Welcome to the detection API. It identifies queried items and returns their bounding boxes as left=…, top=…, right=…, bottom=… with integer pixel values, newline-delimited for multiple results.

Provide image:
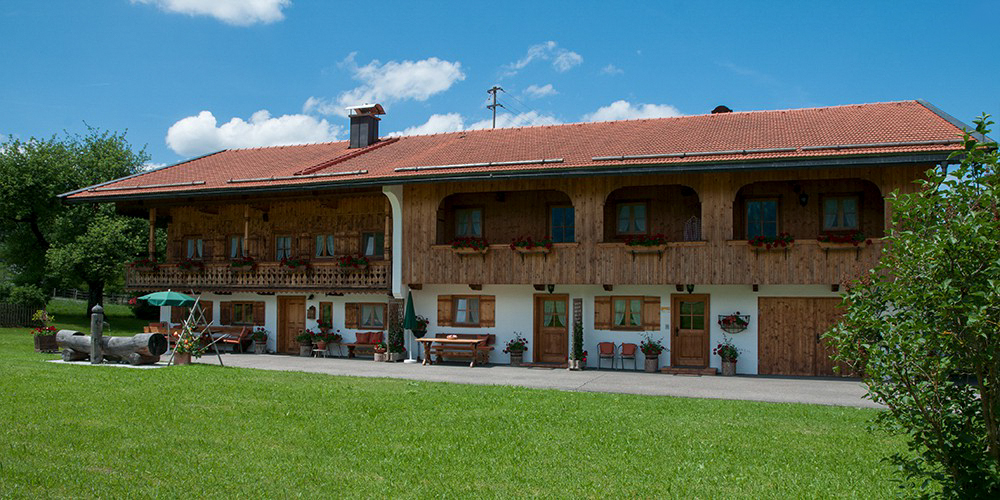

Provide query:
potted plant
left=504, top=333, right=528, bottom=366
left=510, top=236, right=554, bottom=256
left=450, top=237, right=490, bottom=255
left=714, top=335, right=742, bottom=376
left=295, top=329, right=313, bottom=357
left=173, top=334, right=205, bottom=365
left=411, top=315, right=429, bottom=339
left=314, top=330, right=329, bottom=351
left=279, top=256, right=310, bottom=272
left=748, top=232, right=795, bottom=251
left=338, top=254, right=370, bottom=271
left=29, top=310, right=58, bottom=353
left=624, top=233, right=669, bottom=253
left=372, top=341, right=388, bottom=362
left=130, top=257, right=159, bottom=272
left=817, top=231, right=874, bottom=250
left=387, top=323, right=405, bottom=361
left=251, top=326, right=268, bottom=354
left=178, top=258, right=205, bottom=273
left=640, top=334, right=666, bottom=372
left=569, top=320, right=585, bottom=370
left=230, top=255, right=256, bottom=272
left=718, top=312, right=750, bottom=334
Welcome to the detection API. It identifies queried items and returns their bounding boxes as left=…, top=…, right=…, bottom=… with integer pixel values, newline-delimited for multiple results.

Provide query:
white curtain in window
left=326, top=235, right=335, bottom=256
left=842, top=198, right=858, bottom=228
left=824, top=199, right=839, bottom=229
left=364, top=234, right=375, bottom=256
left=470, top=211, right=482, bottom=236
left=455, top=298, right=468, bottom=324
left=617, top=206, right=630, bottom=233
left=187, top=239, right=196, bottom=259
left=230, top=236, right=241, bottom=258
left=633, top=205, right=646, bottom=232
left=467, top=298, right=479, bottom=323
left=614, top=299, right=626, bottom=326
left=629, top=299, right=642, bottom=326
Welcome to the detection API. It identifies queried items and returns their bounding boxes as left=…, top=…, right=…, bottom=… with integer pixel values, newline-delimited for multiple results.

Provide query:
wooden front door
left=671, top=294, right=710, bottom=367
left=758, top=297, right=850, bottom=376
left=277, top=296, right=306, bottom=354
left=533, top=294, right=569, bottom=363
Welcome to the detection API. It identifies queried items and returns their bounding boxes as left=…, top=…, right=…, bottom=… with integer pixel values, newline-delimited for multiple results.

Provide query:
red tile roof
left=65, top=100, right=976, bottom=201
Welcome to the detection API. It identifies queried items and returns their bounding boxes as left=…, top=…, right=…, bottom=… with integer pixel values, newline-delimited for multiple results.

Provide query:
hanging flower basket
left=130, top=258, right=159, bottom=272
left=279, top=257, right=310, bottom=272
left=229, top=256, right=256, bottom=272
left=817, top=231, right=874, bottom=250
left=178, top=258, right=205, bottom=273
left=510, top=236, right=553, bottom=255
left=748, top=233, right=795, bottom=252
left=451, top=237, right=489, bottom=255
left=337, top=254, right=370, bottom=271
left=718, top=313, right=750, bottom=334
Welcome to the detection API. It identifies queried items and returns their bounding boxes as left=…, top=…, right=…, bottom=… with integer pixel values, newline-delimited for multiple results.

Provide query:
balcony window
left=360, top=303, right=385, bottom=329
left=550, top=206, right=575, bottom=243
left=616, top=202, right=647, bottom=235
left=362, top=232, right=384, bottom=259
left=746, top=199, right=778, bottom=239
left=231, top=302, right=254, bottom=325
left=455, top=208, right=483, bottom=238
left=186, top=238, right=203, bottom=259
left=315, top=234, right=335, bottom=258
left=453, top=296, right=480, bottom=326
left=275, top=236, right=292, bottom=260
left=613, top=297, right=643, bottom=330
left=822, top=196, right=859, bottom=231
left=229, top=236, right=246, bottom=258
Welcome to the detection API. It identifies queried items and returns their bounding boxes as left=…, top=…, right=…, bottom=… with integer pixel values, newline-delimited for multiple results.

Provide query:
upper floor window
left=275, top=236, right=292, bottom=260
left=360, top=303, right=386, bottom=329
left=746, top=199, right=778, bottom=239
left=616, top=202, right=647, bottom=235
left=229, top=236, right=246, bottom=258
left=550, top=206, right=575, bottom=243
left=362, top=232, right=384, bottom=259
left=822, top=196, right=859, bottom=231
left=186, top=238, right=203, bottom=260
left=613, top=296, right=643, bottom=330
left=315, top=234, right=335, bottom=258
left=455, top=208, right=483, bottom=238
left=453, top=296, right=480, bottom=326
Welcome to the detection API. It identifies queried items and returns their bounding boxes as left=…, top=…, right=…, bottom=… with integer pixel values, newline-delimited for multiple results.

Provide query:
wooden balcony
left=126, top=260, right=390, bottom=293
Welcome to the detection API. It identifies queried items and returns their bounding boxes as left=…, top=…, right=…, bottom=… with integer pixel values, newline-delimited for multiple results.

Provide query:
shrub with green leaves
left=826, top=114, right=1000, bottom=496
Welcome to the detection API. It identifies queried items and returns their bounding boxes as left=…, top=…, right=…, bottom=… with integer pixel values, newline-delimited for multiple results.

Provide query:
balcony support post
left=382, top=185, right=404, bottom=299
left=147, top=208, right=156, bottom=259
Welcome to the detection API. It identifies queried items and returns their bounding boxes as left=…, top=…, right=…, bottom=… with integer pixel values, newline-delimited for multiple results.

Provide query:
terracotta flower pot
left=316, top=341, right=328, bottom=350
left=174, top=352, right=192, bottom=365
left=721, top=359, right=737, bottom=376
left=509, top=352, right=523, bottom=367
left=644, top=356, right=659, bottom=373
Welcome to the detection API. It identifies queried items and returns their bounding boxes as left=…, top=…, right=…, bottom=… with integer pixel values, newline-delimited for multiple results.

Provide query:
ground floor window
left=360, top=303, right=386, bottom=329
left=231, top=302, right=255, bottom=325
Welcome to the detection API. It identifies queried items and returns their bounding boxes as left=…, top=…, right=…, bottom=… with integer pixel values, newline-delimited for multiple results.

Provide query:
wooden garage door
left=758, top=297, right=850, bottom=377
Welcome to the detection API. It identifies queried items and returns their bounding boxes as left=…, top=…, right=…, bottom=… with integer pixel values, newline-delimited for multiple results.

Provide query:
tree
left=0, top=127, right=149, bottom=310
left=826, top=115, right=1000, bottom=496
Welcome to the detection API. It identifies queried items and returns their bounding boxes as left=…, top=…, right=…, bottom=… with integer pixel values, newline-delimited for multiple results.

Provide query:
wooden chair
left=620, top=343, right=638, bottom=371
left=597, top=342, right=616, bottom=369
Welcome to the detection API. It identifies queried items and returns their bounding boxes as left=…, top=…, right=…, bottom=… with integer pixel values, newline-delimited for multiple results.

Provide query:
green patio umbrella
left=402, top=291, right=420, bottom=363
left=137, top=290, right=197, bottom=307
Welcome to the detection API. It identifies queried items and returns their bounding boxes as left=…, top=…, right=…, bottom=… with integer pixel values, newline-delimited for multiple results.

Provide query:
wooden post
left=148, top=207, right=156, bottom=259
left=243, top=205, right=250, bottom=256
left=90, top=305, right=104, bottom=364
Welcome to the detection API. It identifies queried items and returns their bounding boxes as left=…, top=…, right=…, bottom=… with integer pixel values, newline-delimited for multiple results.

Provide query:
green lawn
left=0, top=307, right=905, bottom=498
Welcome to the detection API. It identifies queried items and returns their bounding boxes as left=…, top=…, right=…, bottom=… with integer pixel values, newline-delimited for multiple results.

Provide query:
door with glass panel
left=533, top=294, right=569, bottom=363
left=671, top=294, right=710, bottom=367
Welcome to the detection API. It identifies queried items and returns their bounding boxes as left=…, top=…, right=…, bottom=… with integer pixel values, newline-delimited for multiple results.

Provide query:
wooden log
left=56, top=330, right=168, bottom=365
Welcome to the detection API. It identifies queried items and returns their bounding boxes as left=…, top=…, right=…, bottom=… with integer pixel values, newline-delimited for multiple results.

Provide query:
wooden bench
left=345, top=332, right=384, bottom=358
left=431, top=333, right=495, bottom=365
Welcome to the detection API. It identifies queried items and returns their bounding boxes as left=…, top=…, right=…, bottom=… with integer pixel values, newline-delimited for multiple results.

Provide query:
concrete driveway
left=197, top=353, right=881, bottom=408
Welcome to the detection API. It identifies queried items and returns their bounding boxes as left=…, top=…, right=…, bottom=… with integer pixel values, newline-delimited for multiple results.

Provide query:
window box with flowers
left=718, top=312, right=750, bottom=334
left=450, top=237, right=490, bottom=256
left=279, top=257, right=310, bottom=272
left=748, top=232, right=795, bottom=252
left=230, top=256, right=256, bottom=272
left=178, top=258, right=205, bottom=273
left=713, top=335, right=743, bottom=376
left=816, top=231, right=874, bottom=251
left=503, top=333, right=528, bottom=366
left=130, top=257, right=159, bottom=272
left=30, top=310, right=58, bottom=353
left=640, top=334, right=667, bottom=372
left=510, top=236, right=553, bottom=257
left=624, top=234, right=669, bottom=255
left=338, top=254, right=370, bottom=272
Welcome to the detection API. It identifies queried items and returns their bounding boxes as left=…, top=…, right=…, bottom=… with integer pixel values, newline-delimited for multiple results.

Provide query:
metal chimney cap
left=345, top=103, right=386, bottom=116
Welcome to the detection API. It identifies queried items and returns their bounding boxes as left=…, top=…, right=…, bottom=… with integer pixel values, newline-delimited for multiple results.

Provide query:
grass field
left=0, top=301, right=906, bottom=497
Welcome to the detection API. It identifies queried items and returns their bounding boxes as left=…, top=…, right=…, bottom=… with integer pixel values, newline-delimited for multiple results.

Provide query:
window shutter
left=437, top=295, right=453, bottom=327
left=298, top=235, right=311, bottom=259
left=199, top=300, right=214, bottom=325
left=594, top=296, right=612, bottom=330
left=170, top=238, right=183, bottom=261
left=253, top=302, right=266, bottom=325
left=220, top=302, right=232, bottom=325
left=480, top=296, right=496, bottom=327
left=345, top=303, right=360, bottom=329
left=642, top=296, right=661, bottom=331
left=170, top=306, right=185, bottom=323
left=202, top=239, right=213, bottom=260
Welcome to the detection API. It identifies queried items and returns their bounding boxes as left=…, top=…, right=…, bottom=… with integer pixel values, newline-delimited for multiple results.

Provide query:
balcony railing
left=126, top=260, right=390, bottom=292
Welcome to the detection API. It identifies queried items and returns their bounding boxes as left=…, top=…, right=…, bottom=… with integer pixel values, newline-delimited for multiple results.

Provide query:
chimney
left=711, top=105, right=733, bottom=114
left=346, top=103, right=385, bottom=148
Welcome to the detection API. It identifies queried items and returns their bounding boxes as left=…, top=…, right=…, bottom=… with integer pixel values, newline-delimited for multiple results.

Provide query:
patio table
left=415, top=338, right=486, bottom=367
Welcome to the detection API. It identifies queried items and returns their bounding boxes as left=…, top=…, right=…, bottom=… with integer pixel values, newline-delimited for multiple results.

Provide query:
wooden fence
left=51, top=289, right=133, bottom=305
left=0, top=303, right=33, bottom=327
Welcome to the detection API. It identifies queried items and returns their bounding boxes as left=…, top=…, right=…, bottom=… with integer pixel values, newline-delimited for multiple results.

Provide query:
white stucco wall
left=410, top=284, right=840, bottom=374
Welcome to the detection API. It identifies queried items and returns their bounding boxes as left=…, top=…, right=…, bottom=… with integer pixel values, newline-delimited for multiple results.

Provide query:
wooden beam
left=408, top=283, right=423, bottom=290
left=602, top=284, right=613, bottom=292
left=243, top=204, right=250, bottom=254
left=469, top=284, right=482, bottom=291
left=533, top=284, right=545, bottom=291
left=148, top=208, right=156, bottom=259
left=831, top=284, right=840, bottom=292
left=752, top=284, right=759, bottom=292
left=675, top=284, right=684, bottom=292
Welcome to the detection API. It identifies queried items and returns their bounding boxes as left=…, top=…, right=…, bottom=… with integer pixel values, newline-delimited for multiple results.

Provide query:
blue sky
left=2, top=1, right=998, bottom=167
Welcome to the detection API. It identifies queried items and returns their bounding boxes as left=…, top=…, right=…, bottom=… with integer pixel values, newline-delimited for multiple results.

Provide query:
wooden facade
left=402, top=164, right=928, bottom=286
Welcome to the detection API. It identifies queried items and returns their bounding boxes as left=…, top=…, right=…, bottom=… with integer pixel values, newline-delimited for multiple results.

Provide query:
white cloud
left=131, top=0, right=290, bottom=26
left=524, top=84, right=557, bottom=98
left=583, top=100, right=683, bottom=122
left=141, top=162, right=167, bottom=171
left=600, top=64, right=624, bottom=75
left=165, top=110, right=340, bottom=156
left=306, top=54, right=465, bottom=117
left=504, top=41, right=583, bottom=76
left=389, top=111, right=561, bottom=137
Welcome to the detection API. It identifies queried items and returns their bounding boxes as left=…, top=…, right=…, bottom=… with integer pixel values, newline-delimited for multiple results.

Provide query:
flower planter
left=253, top=341, right=266, bottom=354
left=721, top=359, right=737, bottom=376
left=750, top=243, right=794, bottom=252
left=230, top=266, right=255, bottom=273
left=412, top=330, right=427, bottom=340
left=388, top=352, right=404, bottom=362
left=34, top=334, right=58, bottom=353
left=626, top=244, right=668, bottom=254
left=373, top=351, right=388, bottom=362
left=509, top=352, right=523, bottom=367
left=512, top=246, right=551, bottom=256
left=452, top=247, right=489, bottom=256
left=569, top=359, right=587, bottom=370
left=644, top=356, right=659, bottom=373
left=174, top=352, right=192, bottom=365
left=299, top=343, right=313, bottom=357
left=132, top=266, right=158, bottom=272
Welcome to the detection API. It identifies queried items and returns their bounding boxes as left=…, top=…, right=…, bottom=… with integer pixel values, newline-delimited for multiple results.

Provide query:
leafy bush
left=4, top=285, right=48, bottom=309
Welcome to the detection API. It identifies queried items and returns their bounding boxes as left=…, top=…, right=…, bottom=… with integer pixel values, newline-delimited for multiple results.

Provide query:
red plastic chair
left=597, top=342, right=616, bottom=369
left=620, top=343, right=638, bottom=371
